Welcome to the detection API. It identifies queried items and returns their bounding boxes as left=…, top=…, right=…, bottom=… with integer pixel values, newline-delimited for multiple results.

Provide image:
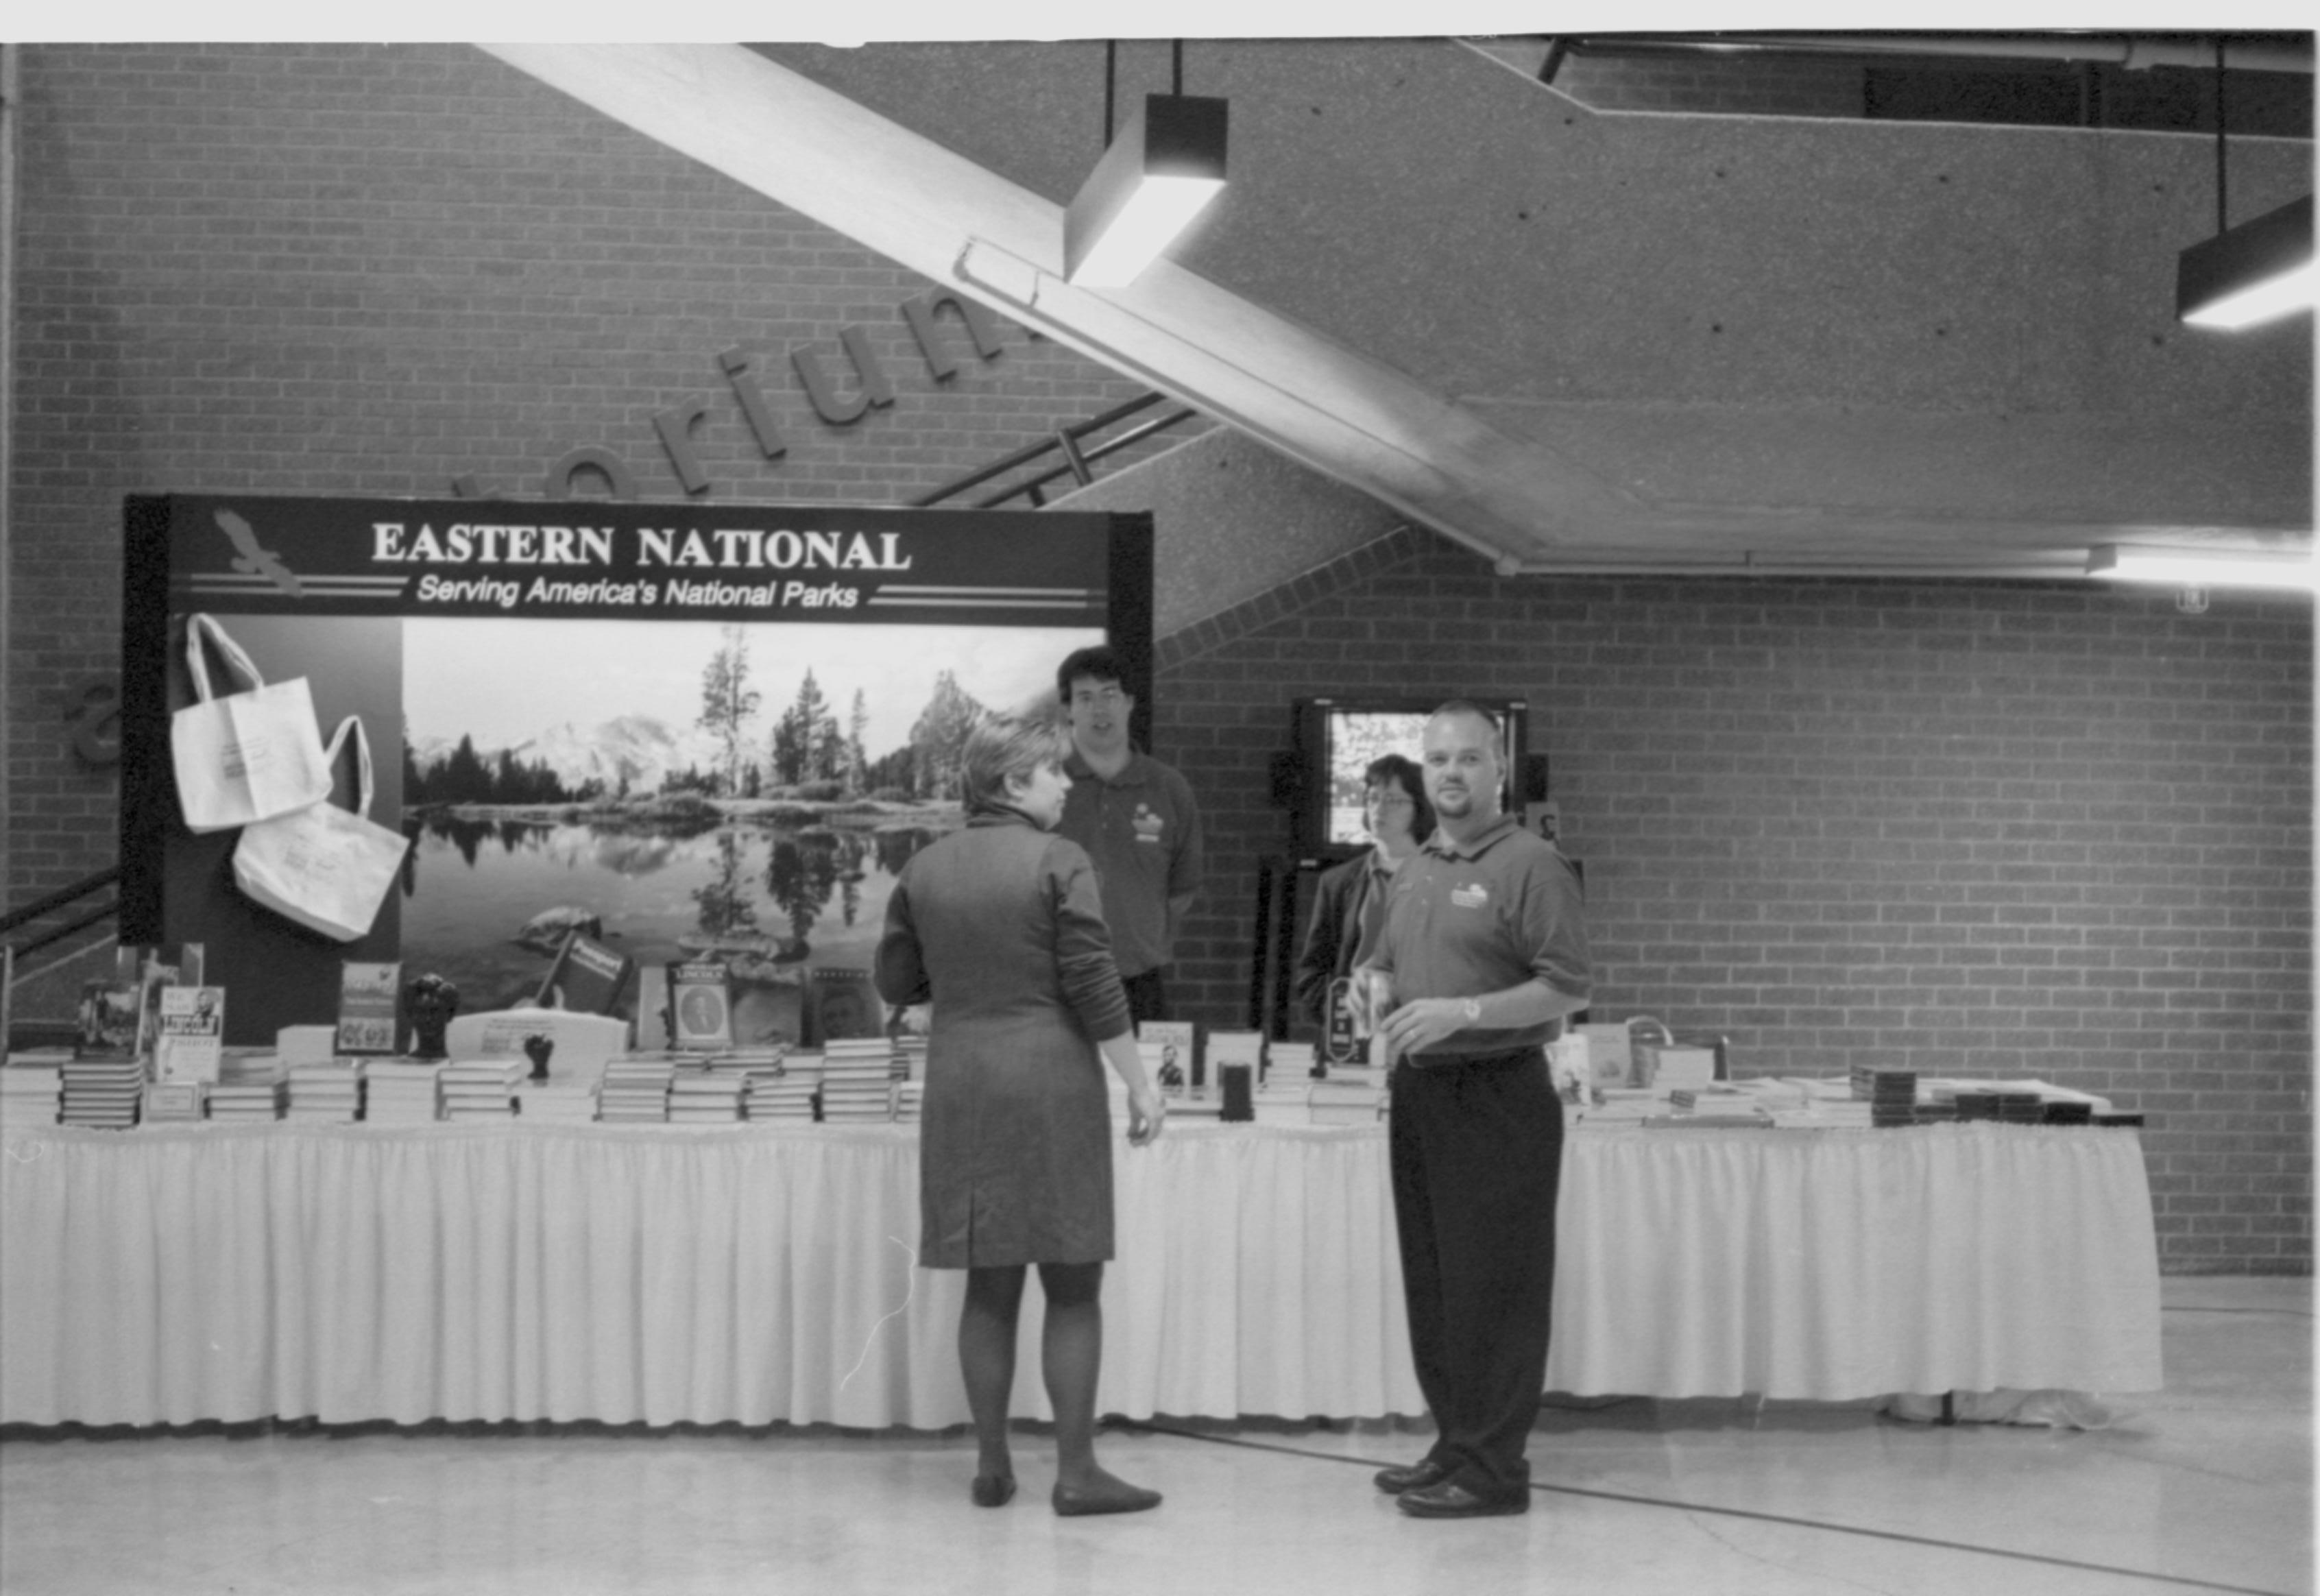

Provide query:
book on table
left=1137, top=1019, right=1199, bottom=1092
left=535, top=931, right=636, bottom=1017
left=668, top=960, right=734, bottom=1052
left=75, top=976, right=143, bottom=1061
left=153, top=986, right=226, bottom=1084
left=335, top=960, right=402, bottom=1056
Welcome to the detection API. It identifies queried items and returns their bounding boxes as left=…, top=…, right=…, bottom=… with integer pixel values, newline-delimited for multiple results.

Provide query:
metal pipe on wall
left=1544, top=33, right=2315, bottom=76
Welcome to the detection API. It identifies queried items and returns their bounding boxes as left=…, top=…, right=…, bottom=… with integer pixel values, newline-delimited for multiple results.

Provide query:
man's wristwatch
left=1458, top=997, right=1483, bottom=1027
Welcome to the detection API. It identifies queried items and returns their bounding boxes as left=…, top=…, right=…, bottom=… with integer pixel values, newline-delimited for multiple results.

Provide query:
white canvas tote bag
left=232, top=716, right=411, bottom=942
left=170, top=614, right=334, bottom=834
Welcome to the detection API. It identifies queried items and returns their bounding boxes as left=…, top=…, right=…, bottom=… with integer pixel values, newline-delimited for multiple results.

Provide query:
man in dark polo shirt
left=1054, top=646, right=1203, bottom=1024
left=1362, top=699, right=1591, bottom=1519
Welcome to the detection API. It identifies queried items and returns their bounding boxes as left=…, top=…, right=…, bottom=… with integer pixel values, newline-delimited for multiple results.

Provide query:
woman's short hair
left=1364, top=753, right=1435, bottom=843
left=961, top=714, right=1072, bottom=814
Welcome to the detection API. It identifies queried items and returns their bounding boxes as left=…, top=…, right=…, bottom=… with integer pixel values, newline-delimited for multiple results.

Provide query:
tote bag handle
left=317, top=716, right=376, bottom=819
left=182, top=613, right=265, bottom=703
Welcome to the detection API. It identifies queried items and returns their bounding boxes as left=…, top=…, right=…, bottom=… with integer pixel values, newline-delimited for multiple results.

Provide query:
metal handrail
left=910, top=391, right=1200, bottom=510
left=1, top=865, right=119, bottom=940
left=3, top=865, right=121, bottom=972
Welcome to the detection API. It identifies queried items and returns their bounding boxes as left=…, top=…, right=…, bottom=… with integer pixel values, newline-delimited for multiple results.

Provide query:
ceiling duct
left=1535, top=33, right=2316, bottom=76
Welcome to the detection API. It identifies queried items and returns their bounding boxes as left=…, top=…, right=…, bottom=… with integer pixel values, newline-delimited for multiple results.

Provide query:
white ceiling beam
left=478, top=40, right=1648, bottom=570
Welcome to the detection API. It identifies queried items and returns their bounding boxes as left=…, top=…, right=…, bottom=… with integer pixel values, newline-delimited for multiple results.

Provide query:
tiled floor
left=1, top=1277, right=2307, bottom=1596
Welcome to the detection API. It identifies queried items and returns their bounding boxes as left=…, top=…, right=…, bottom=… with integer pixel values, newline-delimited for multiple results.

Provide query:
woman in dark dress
left=875, top=714, right=1166, bottom=1516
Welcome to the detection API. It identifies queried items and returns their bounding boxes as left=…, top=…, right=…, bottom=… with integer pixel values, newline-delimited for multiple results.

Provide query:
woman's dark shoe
left=1373, top=1457, right=1453, bottom=1496
left=1052, top=1477, right=1163, bottom=1516
left=971, top=1473, right=1017, bottom=1508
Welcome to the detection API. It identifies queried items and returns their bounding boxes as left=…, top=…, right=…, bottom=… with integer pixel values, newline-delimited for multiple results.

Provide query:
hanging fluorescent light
left=1063, top=94, right=1227, bottom=289
left=2178, top=194, right=2315, bottom=330
left=2088, top=544, right=2317, bottom=590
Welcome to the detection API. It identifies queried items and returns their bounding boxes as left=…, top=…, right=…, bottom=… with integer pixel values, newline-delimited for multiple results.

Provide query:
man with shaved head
left=1360, top=699, right=1591, bottom=1519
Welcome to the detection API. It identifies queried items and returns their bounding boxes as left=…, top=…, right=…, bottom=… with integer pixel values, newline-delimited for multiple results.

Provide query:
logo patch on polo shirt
left=1133, top=805, right=1165, bottom=843
left=1451, top=883, right=1489, bottom=910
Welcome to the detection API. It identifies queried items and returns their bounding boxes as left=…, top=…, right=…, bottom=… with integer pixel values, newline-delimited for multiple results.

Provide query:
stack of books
left=287, top=1061, right=364, bottom=1123
left=704, top=1047, right=788, bottom=1098
left=1951, top=1090, right=2048, bottom=1124
left=1163, top=1091, right=1224, bottom=1124
left=1663, top=1086, right=1767, bottom=1126
left=0, top=1054, right=66, bottom=1129
left=747, top=1072, right=820, bottom=1123
left=666, top=1067, right=748, bottom=1124
left=60, top=1056, right=145, bottom=1128
left=819, top=1038, right=897, bottom=1123
left=1250, top=1074, right=1309, bottom=1125
left=1759, top=1076, right=1872, bottom=1129
left=890, top=1033, right=926, bottom=1082
left=206, top=1058, right=287, bottom=1124
left=1309, top=1077, right=1384, bottom=1125
left=1851, top=1065, right=1921, bottom=1128
left=441, top=1059, right=527, bottom=1121
left=893, top=1080, right=924, bottom=1125
left=1266, top=1039, right=1318, bottom=1085
left=598, top=1056, right=675, bottom=1123
left=1573, top=1087, right=1660, bottom=1128
left=363, top=1060, right=446, bottom=1124
left=141, top=1080, right=207, bottom=1124
left=513, top=1080, right=599, bottom=1124
left=1726, top=1078, right=1811, bottom=1113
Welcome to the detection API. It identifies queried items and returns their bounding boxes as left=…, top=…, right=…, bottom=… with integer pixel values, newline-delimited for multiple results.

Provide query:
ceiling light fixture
left=2087, top=544, right=2317, bottom=590
left=2177, top=40, right=2315, bottom=330
left=1063, top=43, right=1227, bottom=289
left=2179, top=195, right=2315, bottom=329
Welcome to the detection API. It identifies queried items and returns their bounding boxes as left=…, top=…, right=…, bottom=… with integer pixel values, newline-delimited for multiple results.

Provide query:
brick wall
left=5, top=43, right=2310, bottom=1275
left=1154, top=532, right=2314, bottom=1274
left=4, top=42, right=1179, bottom=901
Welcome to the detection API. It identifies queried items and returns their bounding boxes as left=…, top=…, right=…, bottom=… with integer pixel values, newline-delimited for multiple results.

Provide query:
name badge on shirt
left=1451, top=883, right=1489, bottom=910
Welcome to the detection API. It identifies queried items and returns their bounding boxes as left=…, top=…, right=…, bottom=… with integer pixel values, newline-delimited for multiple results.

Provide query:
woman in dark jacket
left=1292, top=754, right=1434, bottom=1028
left=875, top=714, right=1165, bottom=1516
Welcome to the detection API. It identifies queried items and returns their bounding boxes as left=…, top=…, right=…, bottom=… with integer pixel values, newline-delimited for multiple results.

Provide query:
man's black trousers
left=1387, top=1047, right=1564, bottom=1501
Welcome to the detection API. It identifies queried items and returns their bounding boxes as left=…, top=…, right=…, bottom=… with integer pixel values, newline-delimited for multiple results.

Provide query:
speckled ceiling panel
left=1054, top=425, right=1404, bottom=635
left=749, top=38, right=2311, bottom=563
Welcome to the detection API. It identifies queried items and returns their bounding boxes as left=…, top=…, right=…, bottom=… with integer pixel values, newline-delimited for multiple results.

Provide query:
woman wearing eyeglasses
left=1292, top=754, right=1435, bottom=1030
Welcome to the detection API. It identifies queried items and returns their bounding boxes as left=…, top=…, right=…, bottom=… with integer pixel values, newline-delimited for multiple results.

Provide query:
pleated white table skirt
left=0, top=1120, right=2162, bottom=1428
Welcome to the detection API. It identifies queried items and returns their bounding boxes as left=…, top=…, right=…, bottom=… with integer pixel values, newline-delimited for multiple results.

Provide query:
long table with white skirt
left=0, top=1120, right=2163, bottom=1429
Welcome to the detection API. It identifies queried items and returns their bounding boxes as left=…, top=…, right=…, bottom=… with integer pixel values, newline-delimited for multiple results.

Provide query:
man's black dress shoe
left=1372, top=1457, right=1453, bottom=1496
left=1396, top=1480, right=1530, bottom=1519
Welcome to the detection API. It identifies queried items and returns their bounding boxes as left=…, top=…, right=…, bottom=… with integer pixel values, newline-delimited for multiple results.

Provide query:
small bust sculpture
left=404, top=973, right=460, bottom=1061
left=522, top=1032, right=555, bottom=1084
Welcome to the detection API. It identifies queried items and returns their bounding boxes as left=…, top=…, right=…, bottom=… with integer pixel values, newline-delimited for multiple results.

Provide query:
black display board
left=121, top=494, right=1154, bottom=1045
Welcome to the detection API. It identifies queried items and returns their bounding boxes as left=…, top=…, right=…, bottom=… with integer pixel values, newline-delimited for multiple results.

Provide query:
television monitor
left=1290, top=696, right=1532, bottom=861
left=119, top=494, right=1152, bottom=1046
